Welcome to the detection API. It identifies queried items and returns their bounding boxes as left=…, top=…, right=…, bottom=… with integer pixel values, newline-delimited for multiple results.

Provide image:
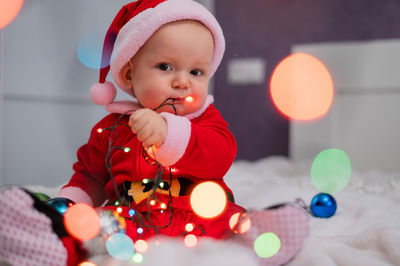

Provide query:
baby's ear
left=120, top=62, right=133, bottom=88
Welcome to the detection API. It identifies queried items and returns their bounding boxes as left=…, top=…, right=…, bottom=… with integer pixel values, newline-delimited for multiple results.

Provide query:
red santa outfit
left=60, top=95, right=245, bottom=240
left=56, top=0, right=243, bottom=241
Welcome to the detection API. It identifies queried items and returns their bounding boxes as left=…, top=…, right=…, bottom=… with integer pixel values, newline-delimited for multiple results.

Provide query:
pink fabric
left=110, top=0, right=225, bottom=91
left=58, top=186, right=94, bottom=206
left=89, top=81, right=117, bottom=105
left=105, top=99, right=142, bottom=114
left=232, top=204, right=309, bottom=266
left=149, top=112, right=191, bottom=166
left=0, top=187, right=67, bottom=266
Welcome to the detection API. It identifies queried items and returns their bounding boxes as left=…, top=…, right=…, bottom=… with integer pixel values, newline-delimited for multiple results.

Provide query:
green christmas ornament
left=33, top=192, right=51, bottom=202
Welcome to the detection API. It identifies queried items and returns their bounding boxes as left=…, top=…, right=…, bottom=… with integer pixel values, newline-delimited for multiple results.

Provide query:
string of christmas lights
left=100, top=97, right=204, bottom=239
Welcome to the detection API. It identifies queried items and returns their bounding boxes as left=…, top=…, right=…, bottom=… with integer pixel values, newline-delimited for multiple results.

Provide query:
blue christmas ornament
left=310, top=193, right=337, bottom=218
left=46, top=197, right=75, bottom=215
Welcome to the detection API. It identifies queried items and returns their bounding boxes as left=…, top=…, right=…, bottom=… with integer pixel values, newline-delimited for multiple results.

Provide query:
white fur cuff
left=151, top=113, right=191, bottom=166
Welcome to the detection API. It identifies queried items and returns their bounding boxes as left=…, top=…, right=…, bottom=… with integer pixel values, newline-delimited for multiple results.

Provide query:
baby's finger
left=129, top=109, right=146, bottom=127
left=130, top=116, right=147, bottom=134
left=136, top=126, right=152, bottom=143
left=143, top=132, right=163, bottom=148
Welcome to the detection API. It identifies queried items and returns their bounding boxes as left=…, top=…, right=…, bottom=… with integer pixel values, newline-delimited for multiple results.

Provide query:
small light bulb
left=185, top=96, right=194, bottom=103
left=150, top=200, right=156, bottom=206
left=116, top=207, right=123, bottom=213
left=160, top=203, right=167, bottom=210
left=159, top=181, right=165, bottom=188
left=123, top=147, right=131, bottom=153
left=143, top=179, right=150, bottom=184
left=128, top=209, right=135, bottom=217
left=97, top=128, right=103, bottom=133
left=185, top=223, right=194, bottom=232
left=137, top=227, right=144, bottom=234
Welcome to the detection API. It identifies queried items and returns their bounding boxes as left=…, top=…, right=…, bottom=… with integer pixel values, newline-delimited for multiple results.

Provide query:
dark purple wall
left=214, top=0, right=400, bottom=161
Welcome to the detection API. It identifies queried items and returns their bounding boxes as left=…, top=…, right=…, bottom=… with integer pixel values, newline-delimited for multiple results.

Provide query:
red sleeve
left=173, top=105, right=237, bottom=179
left=62, top=115, right=116, bottom=206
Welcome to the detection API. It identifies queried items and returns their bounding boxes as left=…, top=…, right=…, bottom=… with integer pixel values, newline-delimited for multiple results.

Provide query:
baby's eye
left=158, top=63, right=172, bottom=71
left=190, top=69, right=203, bottom=76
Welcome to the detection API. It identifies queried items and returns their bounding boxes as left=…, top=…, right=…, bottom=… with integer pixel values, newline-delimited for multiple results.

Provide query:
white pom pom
left=89, top=81, right=117, bottom=105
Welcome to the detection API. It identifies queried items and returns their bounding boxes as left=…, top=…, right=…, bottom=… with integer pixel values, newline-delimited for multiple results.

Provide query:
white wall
left=290, top=39, right=400, bottom=173
left=1, top=0, right=127, bottom=187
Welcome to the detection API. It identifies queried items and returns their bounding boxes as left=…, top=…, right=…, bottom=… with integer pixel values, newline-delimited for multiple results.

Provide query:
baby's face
left=127, top=20, right=214, bottom=115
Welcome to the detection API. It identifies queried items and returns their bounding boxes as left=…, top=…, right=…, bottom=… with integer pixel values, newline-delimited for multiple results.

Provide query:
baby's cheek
left=142, top=87, right=164, bottom=107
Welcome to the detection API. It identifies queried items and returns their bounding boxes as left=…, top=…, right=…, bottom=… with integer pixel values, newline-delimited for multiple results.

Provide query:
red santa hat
left=89, top=0, right=225, bottom=114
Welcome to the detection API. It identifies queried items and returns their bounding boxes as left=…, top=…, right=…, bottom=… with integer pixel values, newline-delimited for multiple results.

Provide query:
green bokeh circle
left=311, top=148, right=352, bottom=194
left=254, top=232, right=281, bottom=258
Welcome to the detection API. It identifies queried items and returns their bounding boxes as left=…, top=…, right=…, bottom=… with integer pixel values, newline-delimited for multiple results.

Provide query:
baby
left=0, top=0, right=308, bottom=265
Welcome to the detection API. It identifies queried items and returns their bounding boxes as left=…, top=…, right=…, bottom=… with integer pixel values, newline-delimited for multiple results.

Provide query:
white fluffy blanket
left=21, top=157, right=400, bottom=266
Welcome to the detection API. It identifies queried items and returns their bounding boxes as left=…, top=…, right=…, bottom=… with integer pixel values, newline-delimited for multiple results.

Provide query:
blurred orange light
left=79, top=262, right=97, bottom=266
left=229, top=212, right=251, bottom=234
left=134, top=239, right=149, bottom=253
left=190, top=181, right=227, bottom=219
left=64, top=203, right=100, bottom=241
left=0, top=0, right=24, bottom=29
left=184, top=234, right=198, bottom=248
left=270, top=53, right=334, bottom=121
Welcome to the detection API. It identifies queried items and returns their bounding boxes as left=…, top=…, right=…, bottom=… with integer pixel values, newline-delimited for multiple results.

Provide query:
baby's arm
left=142, top=105, right=236, bottom=179
left=129, top=108, right=167, bottom=149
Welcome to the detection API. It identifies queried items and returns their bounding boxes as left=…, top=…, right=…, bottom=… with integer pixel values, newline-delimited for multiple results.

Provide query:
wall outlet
left=227, top=58, right=266, bottom=85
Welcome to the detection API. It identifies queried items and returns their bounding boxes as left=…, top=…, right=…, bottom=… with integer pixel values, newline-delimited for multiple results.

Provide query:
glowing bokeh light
left=134, top=239, right=149, bottom=253
left=132, top=252, right=144, bottom=263
left=254, top=232, right=281, bottom=258
left=77, top=26, right=109, bottom=69
left=79, top=262, right=97, bottom=266
left=106, top=232, right=135, bottom=260
left=184, top=234, right=198, bottom=248
left=229, top=212, right=251, bottom=234
left=190, top=181, right=227, bottom=219
left=64, top=203, right=100, bottom=241
left=0, top=0, right=24, bottom=29
left=311, top=148, right=352, bottom=194
left=270, top=53, right=334, bottom=121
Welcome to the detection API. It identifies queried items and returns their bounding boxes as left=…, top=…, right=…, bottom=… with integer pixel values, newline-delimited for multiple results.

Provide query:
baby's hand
left=129, top=108, right=167, bottom=149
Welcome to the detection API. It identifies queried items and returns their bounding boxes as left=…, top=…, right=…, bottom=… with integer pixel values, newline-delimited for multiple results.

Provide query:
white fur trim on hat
left=110, top=0, right=225, bottom=93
